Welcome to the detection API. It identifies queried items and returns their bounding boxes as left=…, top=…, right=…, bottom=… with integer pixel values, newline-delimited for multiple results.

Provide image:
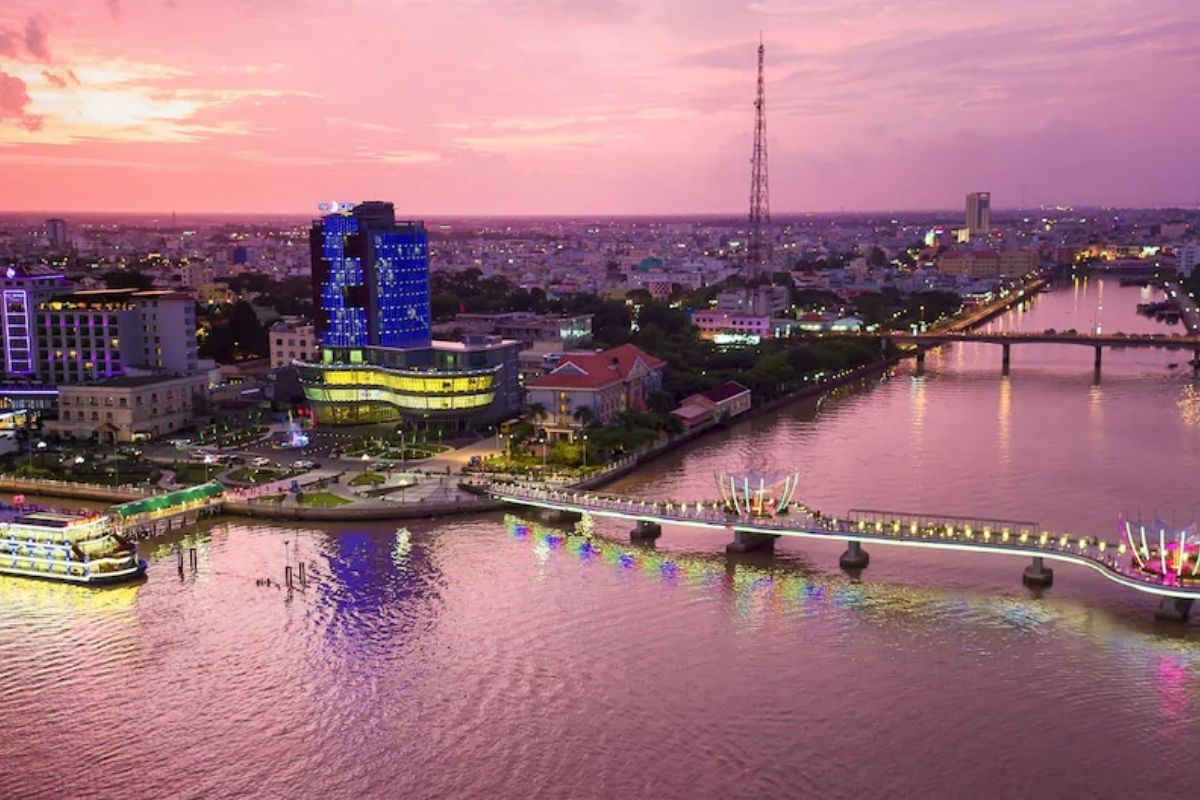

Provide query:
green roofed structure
left=108, top=481, right=226, bottom=521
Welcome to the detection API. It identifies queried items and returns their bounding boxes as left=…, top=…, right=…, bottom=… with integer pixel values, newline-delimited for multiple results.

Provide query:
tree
left=101, top=270, right=154, bottom=290
left=527, top=403, right=548, bottom=425
left=228, top=301, right=270, bottom=358
left=572, top=406, right=595, bottom=428
left=647, top=390, right=675, bottom=414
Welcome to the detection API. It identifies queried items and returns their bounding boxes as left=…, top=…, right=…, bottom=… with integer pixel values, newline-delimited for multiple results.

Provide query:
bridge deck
left=491, top=484, right=1200, bottom=600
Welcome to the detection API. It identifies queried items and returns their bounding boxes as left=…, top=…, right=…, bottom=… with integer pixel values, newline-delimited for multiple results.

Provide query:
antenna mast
left=747, top=33, right=771, bottom=278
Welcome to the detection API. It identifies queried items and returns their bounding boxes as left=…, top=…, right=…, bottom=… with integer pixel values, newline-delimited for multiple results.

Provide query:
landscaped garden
left=1, top=451, right=162, bottom=486
left=343, top=434, right=450, bottom=461
left=226, top=467, right=286, bottom=484
left=297, top=491, right=351, bottom=508
left=349, top=471, right=387, bottom=487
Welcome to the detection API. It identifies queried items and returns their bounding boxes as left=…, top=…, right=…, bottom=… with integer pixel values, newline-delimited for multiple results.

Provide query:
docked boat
left=0, top=509, right=146, bottom=586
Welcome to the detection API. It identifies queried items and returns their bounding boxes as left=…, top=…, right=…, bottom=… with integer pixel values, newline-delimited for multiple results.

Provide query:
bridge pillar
left=1001, top=343, right=1011, bottom=375
left=839, top=539, right=869, bottom=570
left=1022, top=556, right=1053, bottom=587
left=915, top=348, right=925, bottom=372
left=1155, top=597, right=1193, bottom=623
left=1094, top=345, right=1102, bottom=375
left=727, top=530, right=778, bottom=554
left=631, top=520, right=662, bottom=542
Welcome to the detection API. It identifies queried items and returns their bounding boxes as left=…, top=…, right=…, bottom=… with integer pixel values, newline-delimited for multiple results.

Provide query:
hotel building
left=298, top=201, right=521, bottom=430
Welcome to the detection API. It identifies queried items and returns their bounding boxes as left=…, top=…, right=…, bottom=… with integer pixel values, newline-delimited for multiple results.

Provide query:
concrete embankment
left=579, top=355, right=896, bottom=492
left=569, top=278, right=1050, bottom=494
left=221, top=497, right=502, bottom=522
left=0, top=477, right=148, bottom=504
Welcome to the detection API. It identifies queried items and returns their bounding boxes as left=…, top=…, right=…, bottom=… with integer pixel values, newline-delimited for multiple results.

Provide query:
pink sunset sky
left=0, top=0, right=1197, bottom=216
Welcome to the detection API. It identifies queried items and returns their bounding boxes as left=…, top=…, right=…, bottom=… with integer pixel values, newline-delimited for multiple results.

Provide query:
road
left=1160, top=280, right=1200, bottom=335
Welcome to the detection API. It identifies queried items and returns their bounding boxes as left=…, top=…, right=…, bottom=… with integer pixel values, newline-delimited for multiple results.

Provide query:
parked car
left=251, top=457, right=273, bottom=468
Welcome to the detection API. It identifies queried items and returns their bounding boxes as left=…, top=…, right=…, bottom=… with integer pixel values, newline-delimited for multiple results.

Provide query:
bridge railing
left=491, top=483, right=1200, bottom=596
left=752, top=511, right=1194, bottom=594
left=847, top=509, right=1039, bottom=539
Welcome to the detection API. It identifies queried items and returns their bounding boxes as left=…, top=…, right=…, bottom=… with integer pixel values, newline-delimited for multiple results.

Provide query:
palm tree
left=572, top=406, right=595, bottom=429
left=527, top=402, right=547, bottom=424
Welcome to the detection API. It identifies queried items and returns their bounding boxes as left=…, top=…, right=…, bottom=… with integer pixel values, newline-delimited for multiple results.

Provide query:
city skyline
left=0, top=0, right=1198, bottom=215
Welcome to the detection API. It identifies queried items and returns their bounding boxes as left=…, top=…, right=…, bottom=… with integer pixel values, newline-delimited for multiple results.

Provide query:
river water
left=4, top=277, right=1200, bottom=799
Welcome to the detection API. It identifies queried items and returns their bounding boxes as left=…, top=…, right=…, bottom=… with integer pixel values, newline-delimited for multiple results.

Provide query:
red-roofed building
left=680, top=380, right=752, bottom=420
left=525, top=343, right=666, bottom=439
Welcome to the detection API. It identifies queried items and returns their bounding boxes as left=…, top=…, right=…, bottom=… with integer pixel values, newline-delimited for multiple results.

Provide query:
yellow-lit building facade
left=297, top=336, right=522, bottom=429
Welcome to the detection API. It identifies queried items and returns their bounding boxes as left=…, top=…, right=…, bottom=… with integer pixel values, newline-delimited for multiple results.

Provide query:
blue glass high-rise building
left=301, top=200, right=521, bottom=431
left=310, top=201, right=430, bottom=350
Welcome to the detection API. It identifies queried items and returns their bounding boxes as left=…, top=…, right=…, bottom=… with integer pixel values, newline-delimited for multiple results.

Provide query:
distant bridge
left=889, top=330, right=1200, bottom=374
left=489, top=483, right=1200, bottom=622
left=818, top=330, right=1200, bottom=374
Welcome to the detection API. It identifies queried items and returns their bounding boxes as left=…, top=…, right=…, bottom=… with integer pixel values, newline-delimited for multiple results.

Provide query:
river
left=3, top=277, right=1200, bottom=799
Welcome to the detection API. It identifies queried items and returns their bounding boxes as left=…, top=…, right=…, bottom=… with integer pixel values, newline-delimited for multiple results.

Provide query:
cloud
left=24, top=15, right=51, bottom=62
left=229, top=149, right=335, bottom=167
left=0, top=70, right=40, bottom=131
left=677, top=40, right=815, bottom=71
left=42, top=70, right=67, bottom=89
left=454, top=131, right=608, bottom=153
left=0, top=72, right=32, bottom=114
left=0, top=152, right=186, bottom=170
left=0, top=28, right=18, bottom=58
left=365, top=148, right=443, bottom=165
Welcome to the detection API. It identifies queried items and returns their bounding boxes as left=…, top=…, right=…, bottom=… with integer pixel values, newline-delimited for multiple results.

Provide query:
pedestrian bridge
left=488, top=482, right=1200, bottom=620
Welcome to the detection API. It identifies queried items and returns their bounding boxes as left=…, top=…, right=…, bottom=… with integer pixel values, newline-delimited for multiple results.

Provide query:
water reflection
left=1178, top=383, right=1200, bottom=428
left=997, top=376, right=1011, bottom=462
left=506, top=514, right=1200, bottom=661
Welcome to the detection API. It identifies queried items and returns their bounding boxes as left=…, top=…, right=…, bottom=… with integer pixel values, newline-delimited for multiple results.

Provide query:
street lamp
left=539, top=437, right=547, bottom=470
left=581, top=433, right=588, bottom=469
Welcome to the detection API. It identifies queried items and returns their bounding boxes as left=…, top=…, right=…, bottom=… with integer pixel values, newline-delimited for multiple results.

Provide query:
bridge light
left=1039, top=533, right=1048, bottom=545
left=892, top=522, right=900, bottom=533
left=875, top=521, right=883, bottom=532
left=1002, top=531, right=1010, bottom=542
left=1099, top=541, right=1107, bottom=552
left=1020, top=532, right=1028, bottom=543
left=1118, top=542, right=1127, bottom=555
left=909, top=523, right=918, bottom=535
